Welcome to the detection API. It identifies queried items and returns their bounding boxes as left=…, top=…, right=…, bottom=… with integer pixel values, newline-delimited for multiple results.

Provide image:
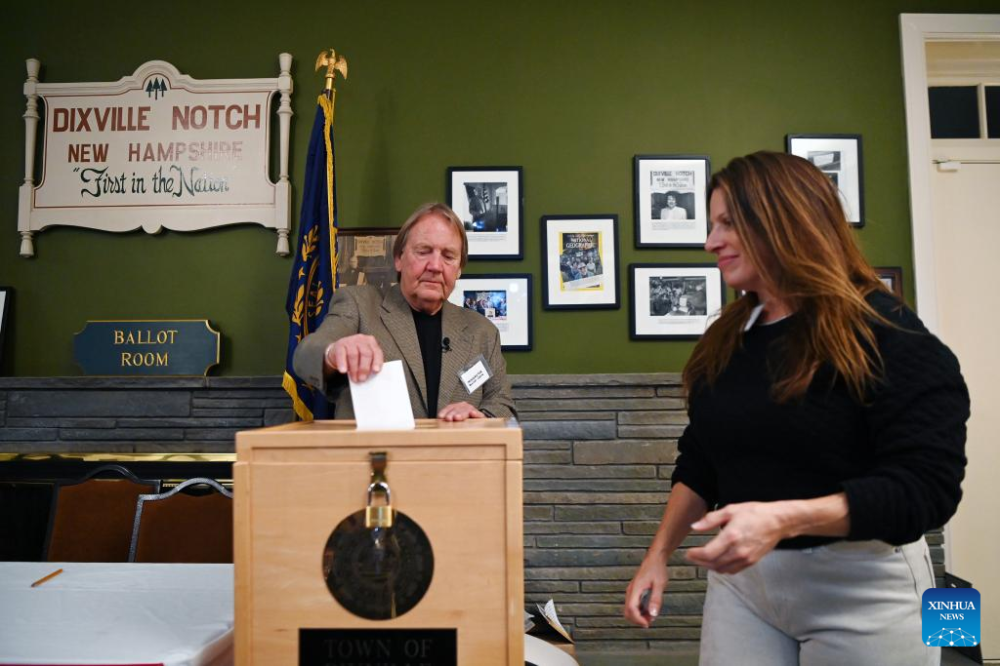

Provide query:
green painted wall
left=1, top=0, right=994, bottom=377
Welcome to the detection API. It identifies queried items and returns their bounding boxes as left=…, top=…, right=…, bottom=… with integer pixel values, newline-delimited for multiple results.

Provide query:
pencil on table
left=30, top=568, right=63, bottom=588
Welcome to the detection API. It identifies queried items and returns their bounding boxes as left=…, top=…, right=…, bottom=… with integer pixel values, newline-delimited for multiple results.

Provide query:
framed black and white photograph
left=447, top=273, right=533, bottom=350
left=629, top=264, right=725, bottom=339
left=633, top=155, right=711, bottom=247
left=447, top=167, right=523, bottom=259
left=0, top=286, right=10, bottom=367
left=874, top=266, right=903, bottom=299
left=786, top=134, right=865, bottom=227
left=541, top=215, right=620, bottom=310
left=336, top=228, right=398, bottom=296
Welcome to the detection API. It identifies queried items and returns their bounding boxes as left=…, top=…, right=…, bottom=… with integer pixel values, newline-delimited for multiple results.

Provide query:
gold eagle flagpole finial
left=315, top=49, right=348, bottom=100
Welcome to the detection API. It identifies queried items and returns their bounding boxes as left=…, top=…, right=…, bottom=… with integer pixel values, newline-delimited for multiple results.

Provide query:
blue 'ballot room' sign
left=73, top=320, right=220, bottom=376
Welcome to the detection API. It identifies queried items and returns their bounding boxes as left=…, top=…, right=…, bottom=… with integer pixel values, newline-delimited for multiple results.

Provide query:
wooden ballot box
left=234, top=419, right=524, bottom=665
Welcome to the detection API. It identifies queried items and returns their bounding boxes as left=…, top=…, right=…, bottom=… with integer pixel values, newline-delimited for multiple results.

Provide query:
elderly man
left=293, top=202, right=516, bottom=421
left=659, top=194, right=689, bottom=221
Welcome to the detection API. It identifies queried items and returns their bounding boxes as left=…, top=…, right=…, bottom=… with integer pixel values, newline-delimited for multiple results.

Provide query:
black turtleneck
left=411, top=308, right=443, bottom=416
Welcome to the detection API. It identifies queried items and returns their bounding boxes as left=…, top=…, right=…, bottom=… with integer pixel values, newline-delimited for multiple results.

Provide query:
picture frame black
left=541, top=215, right=620, bottom=310
left=786, top=134, right=865, bottom=227
left=0, top=286, right=9, bottom=367
left=633, top=154, right=711, bottom=248
left=447, top=273, right=533, bottom=351
left=335, top=227, right=398, bottom=296
left=629, top=263, right=726, bottom=340
left=874, top=266, right=904, bottom=299
left=446, top=166, right=524, bottom=260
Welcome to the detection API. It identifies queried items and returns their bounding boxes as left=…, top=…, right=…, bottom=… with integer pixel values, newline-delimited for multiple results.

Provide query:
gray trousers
left=699, top=538, right=938, bottom=666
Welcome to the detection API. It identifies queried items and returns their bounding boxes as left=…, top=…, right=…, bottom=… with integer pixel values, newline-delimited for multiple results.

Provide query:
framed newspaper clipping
left=629, top=263, right=725, bottom=339
left=633, top=155, right=710, bottom=248
left=0, top=286, right=10, bottom=366
left=541, top=215, right=620, bottom=310
left=336, top=228, right=399, bottom=296
left=448, top=273, right=533, bottom=350
left=874, top=266, right=903, bottom=299
left=447, top=167, right=523, bottom=259
left=786, top=134, right=865, bottom=227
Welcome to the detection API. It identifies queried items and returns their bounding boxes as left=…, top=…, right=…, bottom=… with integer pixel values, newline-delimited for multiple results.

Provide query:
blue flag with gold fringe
left=283, top=96, right=339, bottom=421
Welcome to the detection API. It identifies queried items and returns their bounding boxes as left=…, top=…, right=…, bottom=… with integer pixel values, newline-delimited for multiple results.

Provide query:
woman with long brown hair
left=623, top=151, right=969, bottom=665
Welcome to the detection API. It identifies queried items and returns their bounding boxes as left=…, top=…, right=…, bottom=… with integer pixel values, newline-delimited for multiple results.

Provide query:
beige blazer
left=293, top=285, right=516, bottom=420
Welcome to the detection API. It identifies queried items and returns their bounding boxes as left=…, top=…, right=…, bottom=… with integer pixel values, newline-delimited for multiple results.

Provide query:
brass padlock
left=365, top=481, right=394, bottom=528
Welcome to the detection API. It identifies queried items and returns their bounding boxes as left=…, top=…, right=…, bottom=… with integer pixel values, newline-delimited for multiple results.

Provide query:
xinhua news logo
left=922, top=587, right=980, bottom=647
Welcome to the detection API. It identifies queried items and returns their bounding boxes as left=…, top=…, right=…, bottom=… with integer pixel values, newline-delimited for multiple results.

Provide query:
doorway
left=901, top=13, right=1000, bottom=661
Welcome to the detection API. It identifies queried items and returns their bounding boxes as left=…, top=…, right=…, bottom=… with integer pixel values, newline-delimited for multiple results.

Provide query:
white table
left=0, top=562, right=234, bottom=666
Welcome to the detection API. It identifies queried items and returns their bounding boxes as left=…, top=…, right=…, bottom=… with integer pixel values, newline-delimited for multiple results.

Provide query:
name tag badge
left=459, top=355, right=492, bottom=394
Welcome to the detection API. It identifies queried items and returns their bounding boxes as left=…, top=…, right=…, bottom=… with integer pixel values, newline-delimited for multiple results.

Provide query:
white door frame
left=900, top=13, right=1000, bottom=570
left=901, top=13, right=1000, bottom=332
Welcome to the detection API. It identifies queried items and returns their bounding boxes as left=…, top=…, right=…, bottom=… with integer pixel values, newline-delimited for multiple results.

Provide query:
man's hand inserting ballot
left=324, top=334, right=384, bottom=383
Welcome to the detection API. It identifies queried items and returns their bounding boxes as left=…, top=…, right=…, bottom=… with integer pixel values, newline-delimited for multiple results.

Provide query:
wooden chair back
left=44, top=464, right=160, bottom=562
left=129, top=477, right=233, bottom=563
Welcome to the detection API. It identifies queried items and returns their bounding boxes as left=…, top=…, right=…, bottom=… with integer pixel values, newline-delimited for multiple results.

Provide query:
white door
left=902, top=14, right=1000, bottom=659
left=930, top=154, right=1000, bottom=658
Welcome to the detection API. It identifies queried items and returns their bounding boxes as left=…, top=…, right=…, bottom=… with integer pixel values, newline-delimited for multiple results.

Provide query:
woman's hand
left=686, top=494, right=850, bottom=574
left=623, top=552, right=669, bottom=628
left=685, top=502, right=787, bottom=574
left=623, top=483, right=709, bottom=627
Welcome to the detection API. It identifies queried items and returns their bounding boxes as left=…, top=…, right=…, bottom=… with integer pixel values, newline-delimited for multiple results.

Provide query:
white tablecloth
left=0, top=562, right=234, bottom=666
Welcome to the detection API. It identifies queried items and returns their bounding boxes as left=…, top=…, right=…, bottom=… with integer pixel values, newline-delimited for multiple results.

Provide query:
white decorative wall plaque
left=18, top=56, right=295, bottom=258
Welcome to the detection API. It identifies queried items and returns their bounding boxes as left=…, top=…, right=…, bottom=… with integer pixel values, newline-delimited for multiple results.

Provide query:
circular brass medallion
left=322, top=509, right=434, bottom=620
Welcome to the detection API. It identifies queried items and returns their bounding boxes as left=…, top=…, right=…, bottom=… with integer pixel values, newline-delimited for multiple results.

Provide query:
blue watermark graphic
left=922, top=587, right=980, bottom=647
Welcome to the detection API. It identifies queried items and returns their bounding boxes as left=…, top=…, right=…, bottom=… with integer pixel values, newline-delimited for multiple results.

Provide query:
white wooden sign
left=18, top=56, right=294, bottom=257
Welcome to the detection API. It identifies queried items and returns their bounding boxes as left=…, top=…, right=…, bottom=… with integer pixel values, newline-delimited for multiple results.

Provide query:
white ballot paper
left=349, top=360, right=416, bottom=430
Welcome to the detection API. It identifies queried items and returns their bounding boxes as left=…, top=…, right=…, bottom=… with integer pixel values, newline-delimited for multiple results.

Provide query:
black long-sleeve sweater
left=671, top=292, right=970, bottom=548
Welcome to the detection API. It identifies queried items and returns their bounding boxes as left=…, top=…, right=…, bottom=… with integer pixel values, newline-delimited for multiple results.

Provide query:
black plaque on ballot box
left=300, top=628, right=457, bottom=665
